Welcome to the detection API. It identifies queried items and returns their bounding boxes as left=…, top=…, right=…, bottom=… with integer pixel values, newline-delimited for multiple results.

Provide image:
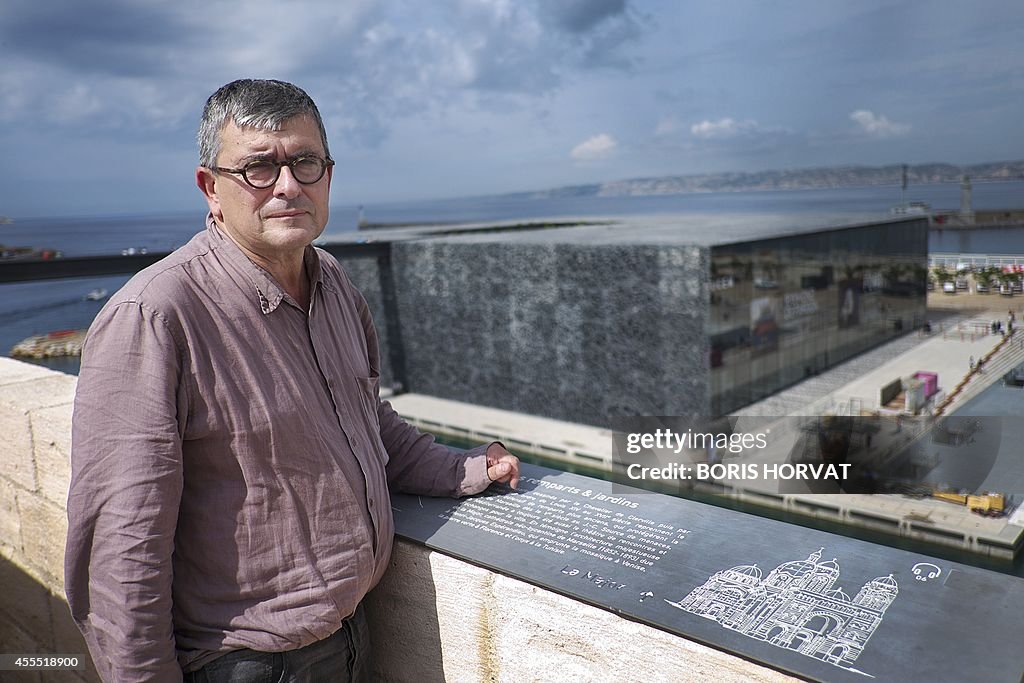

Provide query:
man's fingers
left=487, top=461, right=511, bottom=480
left=485, top=443, right=521, bottom=489
left=486, top=459, right=520, bottom=489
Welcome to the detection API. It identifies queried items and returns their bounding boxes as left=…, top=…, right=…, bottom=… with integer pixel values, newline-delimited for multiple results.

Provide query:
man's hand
left=485, top=442, right=521, bottom=490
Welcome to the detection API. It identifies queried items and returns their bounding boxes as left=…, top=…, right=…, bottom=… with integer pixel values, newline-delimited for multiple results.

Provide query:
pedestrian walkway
left=736, top=309, right=1022, bottom=418
left=940, top=326, right=1024, bottom=414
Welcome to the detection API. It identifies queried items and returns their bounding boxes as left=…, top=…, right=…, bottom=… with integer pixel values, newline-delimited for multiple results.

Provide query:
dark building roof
left=324, top=212, right=926, bottom=248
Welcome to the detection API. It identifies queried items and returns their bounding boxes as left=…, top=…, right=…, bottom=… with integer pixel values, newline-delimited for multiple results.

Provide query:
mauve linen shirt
left=64, top=218, right=490, bottom=681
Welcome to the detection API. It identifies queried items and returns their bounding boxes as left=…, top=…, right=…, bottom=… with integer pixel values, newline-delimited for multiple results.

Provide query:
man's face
left=196, top=115, right=332, bottom=260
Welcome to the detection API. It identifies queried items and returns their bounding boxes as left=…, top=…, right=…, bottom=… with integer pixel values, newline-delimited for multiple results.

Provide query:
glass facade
left=709, top=221, right=928, bottom=415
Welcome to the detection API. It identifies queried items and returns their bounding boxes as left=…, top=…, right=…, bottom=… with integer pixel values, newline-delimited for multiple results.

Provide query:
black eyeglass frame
left=210, top=156, right=335, bottom=189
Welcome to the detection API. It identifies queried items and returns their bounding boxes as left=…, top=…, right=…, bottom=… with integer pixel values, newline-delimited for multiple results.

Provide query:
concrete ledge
left=0, top=386, right=39, bottom=491
left=0, top=356, right=791, bottom=681
left=365, top=538, right=797, bottom=682
left=0, top=475, right=22, bottom=555
left=19, top=493, right=69, bottom=585
left=0, top=546, right=97, bottom=683
left=32, top=403, right=74, bottom=506
left=0, top=358, right=95, bottom=682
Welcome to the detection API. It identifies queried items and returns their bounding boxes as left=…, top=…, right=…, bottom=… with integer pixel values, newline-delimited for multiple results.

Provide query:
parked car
left=943, top=281, right=956, bottom=294
left=975, top=281, right=989, bottom=293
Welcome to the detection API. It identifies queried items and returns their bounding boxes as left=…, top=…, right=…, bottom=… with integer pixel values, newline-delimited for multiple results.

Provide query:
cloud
left=0, top=0, right=647, bottom=152
left=571, top=133, right=617, bottom=161
left=690, top=118, right=775, bottom=140
left=849, top=110, right=911, bottom=137
left=542, top=0, right=627, bottom=33
left=0, top=0, right=193, bottom=78
left=654, top=117, right=679, bottom=137
left=537, top=0, right=645, bottom=69
left=49, top=83, right=104, bottom=124
left=443, top=0, right=643, bottom=89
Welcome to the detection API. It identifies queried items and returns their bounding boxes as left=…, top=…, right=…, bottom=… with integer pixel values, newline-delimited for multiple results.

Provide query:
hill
left=522, top=161, right=1024, bottom=200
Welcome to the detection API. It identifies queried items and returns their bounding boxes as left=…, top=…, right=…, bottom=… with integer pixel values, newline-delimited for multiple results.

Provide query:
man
left=65, top=79, right=520, bottom=682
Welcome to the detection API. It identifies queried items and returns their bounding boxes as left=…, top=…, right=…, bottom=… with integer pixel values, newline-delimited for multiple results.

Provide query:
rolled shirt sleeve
left=65, top=300, right=188, bottom=682
left=376, top=396, right=492, bottom=497
left=350, top=276, right=492, bottom=498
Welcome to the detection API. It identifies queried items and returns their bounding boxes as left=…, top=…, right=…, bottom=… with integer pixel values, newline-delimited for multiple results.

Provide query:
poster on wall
left=782, top=289, right=822, bottom=332
left=750, top=296, right=779, bottom=353
left=837, top=279, right=862, bottom=328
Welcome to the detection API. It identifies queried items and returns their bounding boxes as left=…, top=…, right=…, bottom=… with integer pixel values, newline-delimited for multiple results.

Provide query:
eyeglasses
left=211, top=156, right=334, bottom=189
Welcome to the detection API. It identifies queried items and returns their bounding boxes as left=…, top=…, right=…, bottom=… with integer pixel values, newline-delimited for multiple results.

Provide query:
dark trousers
left=184, top=604, right=371, bottom=683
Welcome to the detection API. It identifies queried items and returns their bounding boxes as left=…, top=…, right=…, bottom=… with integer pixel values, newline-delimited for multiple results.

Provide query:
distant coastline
left=514, top=160, right=1024, bottom=201
left=0, top=216, right=13, bottom=224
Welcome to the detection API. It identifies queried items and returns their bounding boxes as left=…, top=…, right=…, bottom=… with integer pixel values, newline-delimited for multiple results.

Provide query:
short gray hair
left=197, top=79, right=331, bottom=167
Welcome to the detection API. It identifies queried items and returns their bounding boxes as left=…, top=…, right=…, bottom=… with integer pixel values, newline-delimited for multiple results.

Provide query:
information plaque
left=391, top=463, right=1024, bottom=682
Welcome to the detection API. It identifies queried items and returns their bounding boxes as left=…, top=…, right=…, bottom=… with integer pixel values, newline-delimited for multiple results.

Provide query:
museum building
left=334, top=213, right=929, bottom=423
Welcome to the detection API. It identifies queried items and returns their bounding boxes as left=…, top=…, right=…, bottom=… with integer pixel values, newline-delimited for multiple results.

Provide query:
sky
left=1, top=0, right=1022, bottom=218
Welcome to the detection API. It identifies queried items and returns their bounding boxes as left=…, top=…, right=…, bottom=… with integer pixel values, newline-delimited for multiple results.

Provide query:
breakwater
left=11, top=329, right=86, bottom=359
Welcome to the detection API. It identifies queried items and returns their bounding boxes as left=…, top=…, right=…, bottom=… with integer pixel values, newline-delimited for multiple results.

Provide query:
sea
left=3, top=180, right=1023, bottom=373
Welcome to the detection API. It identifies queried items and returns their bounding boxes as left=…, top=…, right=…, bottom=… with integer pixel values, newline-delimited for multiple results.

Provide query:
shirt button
left=369, top=498, right=375, bottom=508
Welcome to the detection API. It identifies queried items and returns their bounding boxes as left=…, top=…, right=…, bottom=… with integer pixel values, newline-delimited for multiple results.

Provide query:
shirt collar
left=205, top=213, right=330, bottom=315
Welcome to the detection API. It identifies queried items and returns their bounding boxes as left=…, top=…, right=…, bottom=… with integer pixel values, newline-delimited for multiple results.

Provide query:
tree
left=931, top=266, right=952, bottom=284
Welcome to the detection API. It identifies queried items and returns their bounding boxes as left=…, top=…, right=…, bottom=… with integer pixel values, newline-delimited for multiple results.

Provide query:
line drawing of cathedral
left=665, top=548, right=898, bottom=675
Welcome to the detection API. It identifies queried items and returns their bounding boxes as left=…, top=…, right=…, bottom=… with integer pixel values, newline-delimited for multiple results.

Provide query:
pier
left=10, top=329, right=86, bottom=359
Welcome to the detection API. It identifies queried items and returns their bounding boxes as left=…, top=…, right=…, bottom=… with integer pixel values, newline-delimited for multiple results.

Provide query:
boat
left=0, top=245, right=62, bottom=260
left=890, top=201, right=931, bottom=216
left=85, top=288, right=108, bottom=301
left=889, top=165, right=932, bottom=215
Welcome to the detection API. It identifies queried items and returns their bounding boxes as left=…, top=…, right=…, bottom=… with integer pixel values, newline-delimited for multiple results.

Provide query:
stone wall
left=391, top=241, right=709, bottom=426
left=0, top=358, right=98, bottom=682
left=365, top=539, right=797, bottom=683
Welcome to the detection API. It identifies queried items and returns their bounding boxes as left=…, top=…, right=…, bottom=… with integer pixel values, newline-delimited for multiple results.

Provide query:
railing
left=0, top=241, right=410, bottom=392
left=929, top=252, right=1024, bottom=269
